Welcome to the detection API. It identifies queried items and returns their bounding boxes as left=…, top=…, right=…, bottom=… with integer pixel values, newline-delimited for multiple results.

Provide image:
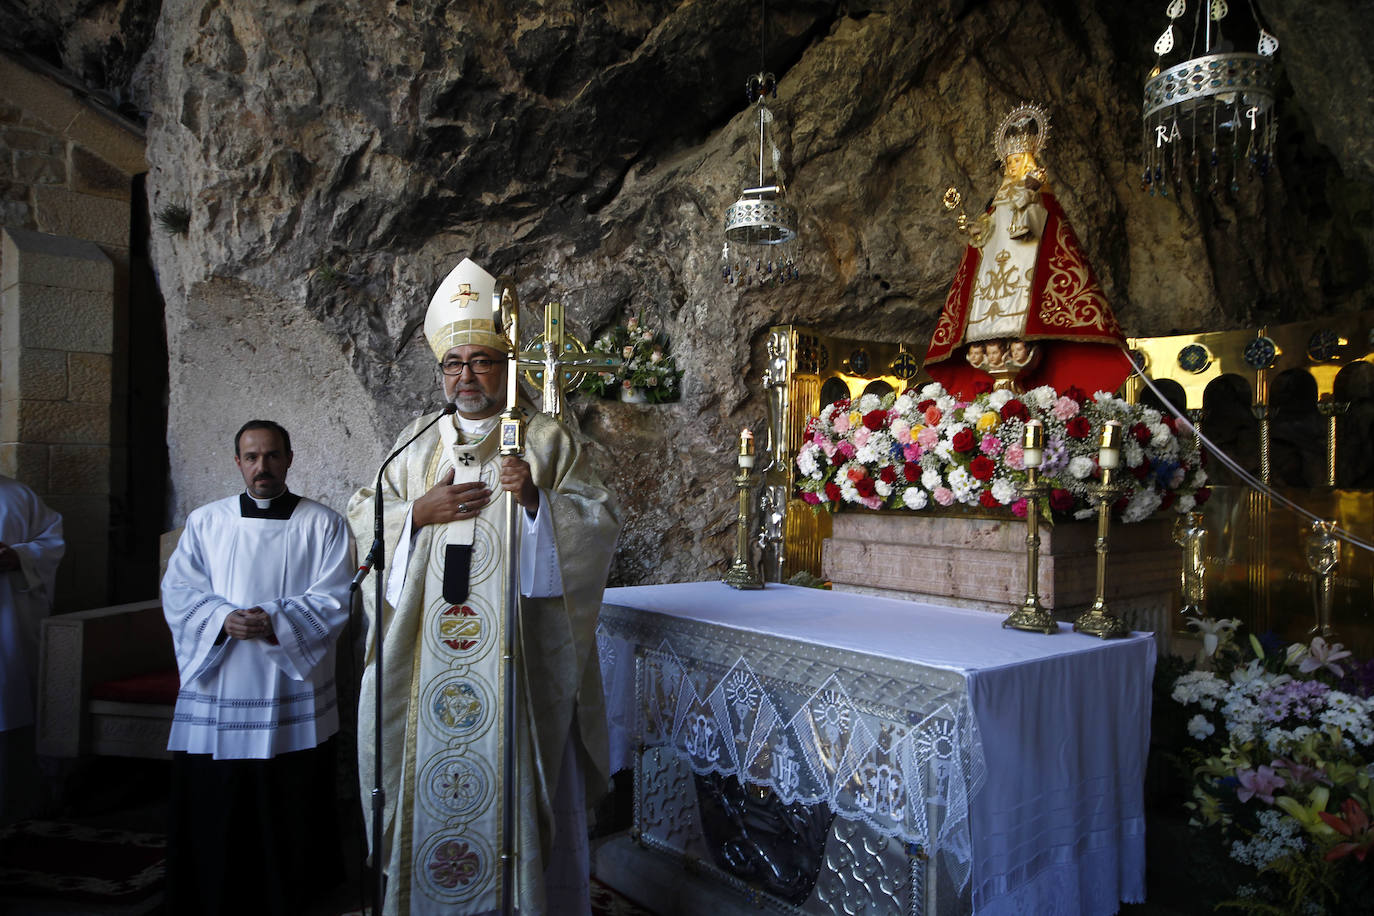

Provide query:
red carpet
left=0, top=819, right=165, bottom=912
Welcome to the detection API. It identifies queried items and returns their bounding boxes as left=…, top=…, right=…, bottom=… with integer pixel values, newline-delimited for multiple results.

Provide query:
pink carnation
left=836, top=441, right=856, bottom=459
left=1051, top=396, right=1080, bottom=421
left=833, top=413, right=851, bottom=434
left=801, top=492, right=821, bottom=505
left=917, top=426, right=940, bottom=449
left=902, top=443, right=922, bottom=462
left=891, top=419, right=912, bottom=444
left=980, top=434, right=1004, bottom=457
left=853, top=426, right=871, bottom=447
left=933, top=486, right=955, bottom=507
left=1011, top=498, right=1029, bottom=518
left=1003, top=443, right=1025, bottom=470
left=861, top=495, right=883, bottom=510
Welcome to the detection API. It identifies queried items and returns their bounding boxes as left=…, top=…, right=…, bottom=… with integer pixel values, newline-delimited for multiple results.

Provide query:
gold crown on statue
left=424, top=257, right=508, bottom=359
left=994, top=102, right=1051, bottom=163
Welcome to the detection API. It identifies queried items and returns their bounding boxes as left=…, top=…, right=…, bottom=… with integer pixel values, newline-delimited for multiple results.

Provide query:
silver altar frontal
left=595, top=583, right=1156, bottom=916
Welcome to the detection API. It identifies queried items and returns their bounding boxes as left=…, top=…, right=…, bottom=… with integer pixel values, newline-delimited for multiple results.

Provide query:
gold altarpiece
left=765, top=313, right=1374, bottom=655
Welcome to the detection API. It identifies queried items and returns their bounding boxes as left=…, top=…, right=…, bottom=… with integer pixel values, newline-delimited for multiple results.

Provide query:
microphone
left=350, top=401, right=459, bottom=592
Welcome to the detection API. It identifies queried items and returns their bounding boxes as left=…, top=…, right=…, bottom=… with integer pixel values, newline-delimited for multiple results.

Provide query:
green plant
left=155, top=203, right=191, bottom=236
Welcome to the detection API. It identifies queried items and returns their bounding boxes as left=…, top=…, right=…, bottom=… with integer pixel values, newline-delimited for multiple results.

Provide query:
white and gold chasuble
left=349, top=406, right=619, bottom=916
left=965, top=181, right=1048, bottom=344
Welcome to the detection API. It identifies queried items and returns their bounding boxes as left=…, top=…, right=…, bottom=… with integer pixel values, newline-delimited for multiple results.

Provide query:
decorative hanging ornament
left=1141, top=0, right=1279, bottom=200
left=722, top=70, right=799, bottom=287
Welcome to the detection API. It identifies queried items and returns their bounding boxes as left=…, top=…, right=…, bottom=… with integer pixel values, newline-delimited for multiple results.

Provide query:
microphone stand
left=353, top=400, right=457, bottom=916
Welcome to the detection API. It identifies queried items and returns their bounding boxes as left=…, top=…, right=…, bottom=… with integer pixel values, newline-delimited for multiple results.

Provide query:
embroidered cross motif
left=456, top=452, right=475, bottom=466
left=450, top=283, right=479, bottom=304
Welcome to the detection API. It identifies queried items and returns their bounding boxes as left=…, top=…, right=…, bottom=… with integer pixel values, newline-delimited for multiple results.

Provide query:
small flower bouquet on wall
left=580, top=315, right=682, bottom=404
left=794, top=381, right=1208, bottom=521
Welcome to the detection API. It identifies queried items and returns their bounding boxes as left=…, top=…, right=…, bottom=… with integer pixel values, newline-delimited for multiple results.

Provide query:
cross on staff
left=512, top=302, right=621, bottom=420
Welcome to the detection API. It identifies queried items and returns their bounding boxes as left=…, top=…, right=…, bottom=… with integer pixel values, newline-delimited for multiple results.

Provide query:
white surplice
left=161, top=492, right=353, bottom=759
left=0, top=475, right=64, bottom=732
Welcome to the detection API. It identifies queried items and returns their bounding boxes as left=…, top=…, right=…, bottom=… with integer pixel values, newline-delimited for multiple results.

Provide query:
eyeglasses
left=439, top=356, right=500, bottom=376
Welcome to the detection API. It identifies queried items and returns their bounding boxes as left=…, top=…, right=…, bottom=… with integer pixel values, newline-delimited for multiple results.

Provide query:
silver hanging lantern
left=722, top=14, right=799, bottom=287
left=1142, top=0, right=1279, bottom=199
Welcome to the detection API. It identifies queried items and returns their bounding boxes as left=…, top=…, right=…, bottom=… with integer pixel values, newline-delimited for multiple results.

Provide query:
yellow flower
left=849, top=411, right=862, bottom=428
left=975, top=411, right=1000, bottom=432
left=1275, top=786, right=1339, bottom=839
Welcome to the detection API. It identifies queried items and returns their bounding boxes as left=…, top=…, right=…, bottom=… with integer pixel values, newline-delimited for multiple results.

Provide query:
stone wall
left=0, top=53, right=144, bottom=610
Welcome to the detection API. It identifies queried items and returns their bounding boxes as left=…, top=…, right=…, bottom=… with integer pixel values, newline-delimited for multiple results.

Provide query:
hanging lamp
left=1142, top=0, right=1279, bottom=199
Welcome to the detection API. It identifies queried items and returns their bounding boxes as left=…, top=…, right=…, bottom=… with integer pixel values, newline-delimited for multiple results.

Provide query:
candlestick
left=725, top=430, right=763, bottom=590
left=1003, top=421, right=1055, bottom=634
left=1073, top=459, right=1131, bottom=639
left=738, top=428, right=756, bottom=469
left=1098, top=420, right=1122, bottom=470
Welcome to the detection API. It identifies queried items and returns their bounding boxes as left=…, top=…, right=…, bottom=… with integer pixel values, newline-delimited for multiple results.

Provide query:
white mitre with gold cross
left=424, top=257, right=508, bottom=358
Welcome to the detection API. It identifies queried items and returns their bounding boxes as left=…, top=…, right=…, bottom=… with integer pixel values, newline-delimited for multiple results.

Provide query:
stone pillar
left=1, top=227, right=113, bottom=611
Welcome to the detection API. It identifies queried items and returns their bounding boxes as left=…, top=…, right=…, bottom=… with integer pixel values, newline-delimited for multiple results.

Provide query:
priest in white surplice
left=161, top=420, right=353, bottom=916
left=0, top=474, right=64, bottom=823
left=348, top=257, right=619, bottom=916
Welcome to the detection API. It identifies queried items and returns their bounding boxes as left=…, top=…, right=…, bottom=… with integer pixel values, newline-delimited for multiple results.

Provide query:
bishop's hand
left=500, top=456, right=540, bottom=515
left=413, top=467, right=492, bottom=527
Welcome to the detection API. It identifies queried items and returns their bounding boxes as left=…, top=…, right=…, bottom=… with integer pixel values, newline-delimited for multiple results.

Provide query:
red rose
left=824, top=482, right=842, bottom=502
left=879, top=465, right=897, bottom=484
left=831, top=450, right=846, bottom=466
left=1194, top=487, right=1211, bottom=505
left=952, top=429, right=976, bottom=453
left=1049, top=488, right=1074, bottom=512
left=855, top=476, right=876, bottom=498
left=979, top=489, right=999, bottom=508
left=803, top=416, right=819, bottom=439
left=1000, top=399, right=1029, bottom=421
left=973, top=379, right=994, bottom=395
left=835, top=398, right=851, bottom=413
left=903, top=461, right=920, bottom=482
left=1159, top=491, right=1177, bottom=511
left=1131, top=422, right=1151, bottom=445
left=863, top=410, right=887, bottom=431
left=969, top=455, right=996, bottom=481
left=1065, top=416, right=1091, bottom=439
left=1064, top=386, right=1088, bottom=403
left=1112, top=496, right=1129, bottom=515
left=915, top=399, right=936, bottom=413
left=1163, top=416, right=1178, bottom=433
left=1131, top=462, right=1151, bottom=481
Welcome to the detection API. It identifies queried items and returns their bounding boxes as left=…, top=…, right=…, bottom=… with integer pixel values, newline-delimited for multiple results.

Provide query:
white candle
left=1022, top=420, right=1044, bottom=469
left=738, top=428, right=756, bottom=468
left=1099, top=420, right=1122, bottom=470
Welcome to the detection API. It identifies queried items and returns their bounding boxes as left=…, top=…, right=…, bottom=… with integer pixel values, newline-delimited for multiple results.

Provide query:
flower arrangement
left=794, top=381, right=1208, bottom=521
left=1171, top=620, right=1374, bottom=914
left=579, top=314, right=682, bottom=404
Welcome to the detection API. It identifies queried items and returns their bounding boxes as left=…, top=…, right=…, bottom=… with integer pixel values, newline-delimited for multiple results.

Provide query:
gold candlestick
left=1304, top=519, right=1339, bottom=639
left=1004, top=420, right=1057, bottom=634
left=1173, top=511, right=1208, bottom=618
left=1074, top=421, right=1131, bottom=639
left=725, top=429, right=764, bottom=590
left=1316, top=395, right=1350, bottom=489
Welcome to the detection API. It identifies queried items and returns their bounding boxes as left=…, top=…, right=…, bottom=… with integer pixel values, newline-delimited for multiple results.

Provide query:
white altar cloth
left=598, top=582, right=1154, bottom=916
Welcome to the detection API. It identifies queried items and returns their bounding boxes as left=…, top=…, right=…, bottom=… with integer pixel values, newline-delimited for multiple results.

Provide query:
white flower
left=1176, top=495, right=1196, bottom=512
left=918, top=382, right=945, bottom=401
left=987, top=389, right=1013, bottom=410
left=796, top=444, right=820, bottom=478
left=1121, top=487, right=1163, bottom=523
left=894, top=394, right=914, bottom=413
left=990, top=477, right=1017, bottom=504
left=858, top=393, right=881, bottom=413
left=1187, top=714, right=1215, bottom=740
left=875, top=479, right=893, bottom=498
left=1123, top=439, right=1144, bottom=468
left=1073, top=507, right=1095, bottom=520
left=921, top=467, right=943, bottom=490
left=1067, top=456, right=1096, bottom=479
left=1187, top=616, right=1240, bottom=657
left=902, top=487, right=928, bottom=509
left=1027, top=386, right=1057, bottom=410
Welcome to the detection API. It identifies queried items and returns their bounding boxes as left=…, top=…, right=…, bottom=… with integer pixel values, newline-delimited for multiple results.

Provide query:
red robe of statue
left=924, top=188, right=1132, bottom=399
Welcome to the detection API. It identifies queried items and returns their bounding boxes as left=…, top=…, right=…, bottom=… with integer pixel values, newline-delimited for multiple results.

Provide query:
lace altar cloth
left=596, top=582, right=1154, bottom=916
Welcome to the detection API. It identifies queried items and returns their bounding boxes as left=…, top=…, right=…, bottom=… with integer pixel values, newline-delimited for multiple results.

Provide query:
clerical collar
left=239, top=489, right=302, bottom=520
left=455, top=412, right=500, bottom=442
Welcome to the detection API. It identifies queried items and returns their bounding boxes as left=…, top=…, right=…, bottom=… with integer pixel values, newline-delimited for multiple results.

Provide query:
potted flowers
left=794, top=381, right=1208, bottom=521
left=580, top=315, right=682, bottom=404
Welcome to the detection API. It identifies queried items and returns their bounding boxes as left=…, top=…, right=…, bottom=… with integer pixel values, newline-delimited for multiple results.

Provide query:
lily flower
left=1187, top=616, right=1241, bottom=657
left=1274, top=786, right=1338, bottom=839
left=1319, top=798, right=1374, bottom=862
left=1298, top=636, right=1353, bottom=677
left=1235, top=765, right=1285, bottom=804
